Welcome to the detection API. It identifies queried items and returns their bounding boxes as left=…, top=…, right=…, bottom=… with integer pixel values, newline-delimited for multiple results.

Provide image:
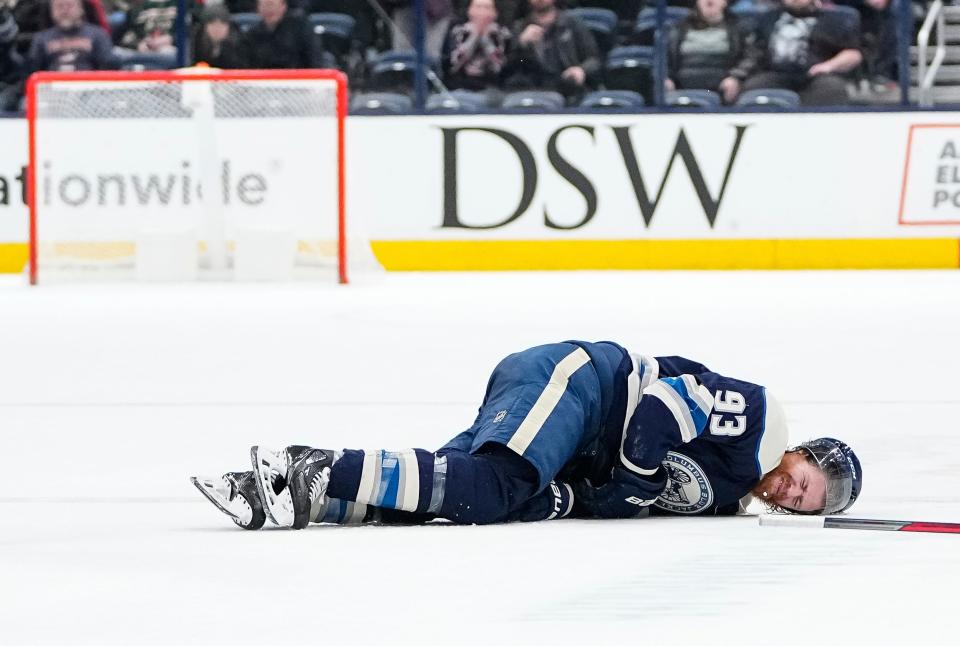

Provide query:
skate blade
left=250, top=446, right=295, bottom=528
left=190, top=475, right=251, bottom=527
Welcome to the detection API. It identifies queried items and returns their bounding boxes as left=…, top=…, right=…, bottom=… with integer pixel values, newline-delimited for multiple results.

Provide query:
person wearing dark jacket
left=504, top=0, right=600, bottom=101
left=241, top=0, right=314, bottom=69
left=738, top=0, right=862, bottom=106
left=666, top=0, right=749, bottom=104
left=191, top=4, right=242, bottom=69
left=28, top=0, right=114, bottom=72
left=0, top=6, right=24, bottom=111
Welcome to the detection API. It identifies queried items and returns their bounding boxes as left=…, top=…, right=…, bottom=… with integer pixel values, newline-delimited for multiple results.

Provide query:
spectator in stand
left=117, top=0, right=178, bottom=54
left=1, top=6, right=23, bottom=110
left=854, top=0, right=897, bottom=88
left=383, top=0, right=453, bottom=59
left=28, top=0, right=113, bottom=71
left=504, top=0, right=599, bottom=101
left=11, top=0, right=109, bottom=55
left=739, top=0, right=862, bottom=105
left=666, top=0, right=749, bottom=104
left=191, top=3, right=241, bottom=68
left=442, top=0, right=511, bottom=92
left=240, top=0, right=314, bottom=69
left=453, top=0, right=523, bottom=27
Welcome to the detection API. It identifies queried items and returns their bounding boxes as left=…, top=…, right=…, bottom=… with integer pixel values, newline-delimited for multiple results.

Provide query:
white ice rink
left=2, top=270, right=959, bottom=646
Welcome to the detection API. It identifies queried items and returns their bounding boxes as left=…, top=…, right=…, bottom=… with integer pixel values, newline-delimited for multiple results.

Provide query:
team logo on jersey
left=654, top=452, right=714, bottom=514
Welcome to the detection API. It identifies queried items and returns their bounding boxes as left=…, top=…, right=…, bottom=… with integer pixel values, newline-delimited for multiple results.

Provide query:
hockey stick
left=758, top=515, right=960, bottom=534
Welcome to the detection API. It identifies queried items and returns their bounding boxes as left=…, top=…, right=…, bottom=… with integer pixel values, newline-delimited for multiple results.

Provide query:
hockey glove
left=573, top=466, right=667, bottom=519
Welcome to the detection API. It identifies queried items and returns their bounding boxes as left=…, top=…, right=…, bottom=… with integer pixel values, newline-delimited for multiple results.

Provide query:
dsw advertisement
left=4, top=111, right=960, bottom=270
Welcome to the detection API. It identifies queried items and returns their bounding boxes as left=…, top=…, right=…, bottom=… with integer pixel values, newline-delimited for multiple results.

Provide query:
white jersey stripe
left=680, top=374, right=714, bottom=414
left=397, top=449, right=420, bottom=512
left=506, top=347, right=591, bottom=456
left=355, top=450, right=378, bottom=505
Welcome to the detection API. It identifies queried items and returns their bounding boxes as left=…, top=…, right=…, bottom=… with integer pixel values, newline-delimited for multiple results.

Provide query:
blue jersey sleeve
left=619, top=374, right=716, bottom=475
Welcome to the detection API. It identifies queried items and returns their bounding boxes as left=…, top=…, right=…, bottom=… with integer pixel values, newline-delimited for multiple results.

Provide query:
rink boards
left=2, top=111, right=960, bottom=271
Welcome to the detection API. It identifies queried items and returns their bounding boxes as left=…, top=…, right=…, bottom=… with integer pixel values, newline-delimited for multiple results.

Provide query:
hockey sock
left=327, top=449, right=448, bottom=516
left=327, top=444, right=540, bottom=525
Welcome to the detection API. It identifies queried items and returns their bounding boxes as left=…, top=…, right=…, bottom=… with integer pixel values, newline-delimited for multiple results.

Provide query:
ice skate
left=190, top=471, right=266, bottom=530
left=251, top=445, right=337, bottom=529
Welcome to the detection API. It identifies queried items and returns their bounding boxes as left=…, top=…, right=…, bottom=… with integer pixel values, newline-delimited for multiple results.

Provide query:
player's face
left=754, top=450, right=827, bottom=513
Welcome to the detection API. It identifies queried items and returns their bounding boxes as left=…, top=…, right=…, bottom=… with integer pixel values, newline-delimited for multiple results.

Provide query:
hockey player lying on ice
left=192, top=341, right=862, bottom=529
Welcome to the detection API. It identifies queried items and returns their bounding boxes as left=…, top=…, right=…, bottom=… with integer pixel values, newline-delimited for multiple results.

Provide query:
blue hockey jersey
left=561, top=343, right=788, bottom=517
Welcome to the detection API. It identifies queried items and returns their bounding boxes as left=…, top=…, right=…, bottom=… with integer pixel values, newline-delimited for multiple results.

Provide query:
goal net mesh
left=30, top=72, right=348, bottom=282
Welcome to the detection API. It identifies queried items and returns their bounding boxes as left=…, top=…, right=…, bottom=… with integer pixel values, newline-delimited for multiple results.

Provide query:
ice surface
left=1, top=271, right=959, bottom=645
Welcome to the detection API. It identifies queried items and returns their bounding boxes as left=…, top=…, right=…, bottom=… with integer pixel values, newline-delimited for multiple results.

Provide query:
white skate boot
left=251, top=445, right=337, bottom=529
left=190, top=471, right=266, bottom=530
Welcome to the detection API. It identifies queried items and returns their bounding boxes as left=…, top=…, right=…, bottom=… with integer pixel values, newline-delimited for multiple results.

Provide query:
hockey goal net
left=27, top=68, right=358, bottom=284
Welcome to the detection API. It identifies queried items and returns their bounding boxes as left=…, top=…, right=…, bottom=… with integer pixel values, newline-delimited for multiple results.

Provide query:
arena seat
left=568, top=8, right=618, bottom=53
left=632, top=7, right=691, bottom=46
left=579, top=90, right=646, bottom=109
left=119, top=52, right=177, bottom=71
left=604, top=46, right=654, bottom=97
left=229, top=12, right=262, bottom=33
left=368, top=50, right=438, bottom=91
left=667, top=89, right=722, bottom=110
left=426, top=90, right=489, bottom=113
left=308, top=13, right=356, bottom=57
left=501, top=91, right=566, bottom=112
left=735, top=88, right=802, bottom=110
left=350, top=92, right=413, bottom=115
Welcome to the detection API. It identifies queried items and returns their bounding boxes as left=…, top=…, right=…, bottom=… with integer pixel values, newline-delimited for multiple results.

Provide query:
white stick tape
left=758, top=515, right=827, bottom=529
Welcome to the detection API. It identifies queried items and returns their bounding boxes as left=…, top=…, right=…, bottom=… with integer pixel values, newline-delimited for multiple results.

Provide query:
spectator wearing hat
left=28, top=0, right=114, bottom=72
left=240, top=0, right=314, bottom=69
left=442, top=0, right=511, bottom=91
left=739, top=0, right=862, bottom=105
left=191, top=3, right=242, bottom=68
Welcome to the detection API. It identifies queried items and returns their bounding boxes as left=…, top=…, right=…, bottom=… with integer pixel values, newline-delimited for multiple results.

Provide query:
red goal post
left=26, top=68, right=350, bottom=284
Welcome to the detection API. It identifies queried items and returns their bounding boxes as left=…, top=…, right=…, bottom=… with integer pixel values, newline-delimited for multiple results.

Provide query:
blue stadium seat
left=426, top=90, right=488, bottom=113
left=825, top=5, right=861, bottom=33
left=349, top=92, right=413, bottom=115
left=603, top=46, right=653, bottom=97
left=501, top=91, right=566, bottom=111
left=633, top=7, right=690, bottom=46
left=308, top=13, right=356, bottom=57
left=119, top=52, right=177, bottom=71
left=368, top=50, right=437, bottom=91
left=735, top=88, right=801, bottom=110
left=229, top=12, right=262, bottom=33
left=568, top=8, right=618, bottom=53
left=578, top=0, right=643, bottom=21
left=728, top=2, right=769, bottom=33
left=667, top=89, right=721, bottom=110
left=579, top=90, right=645, bottom=109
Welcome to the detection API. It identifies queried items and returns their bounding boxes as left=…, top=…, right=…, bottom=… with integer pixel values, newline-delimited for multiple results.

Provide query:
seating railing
left=918, top=0, right=947, bottom=107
